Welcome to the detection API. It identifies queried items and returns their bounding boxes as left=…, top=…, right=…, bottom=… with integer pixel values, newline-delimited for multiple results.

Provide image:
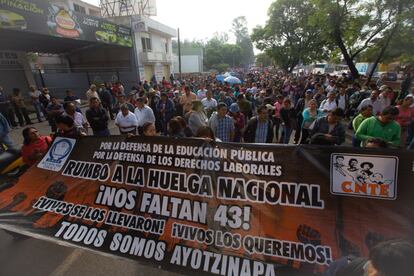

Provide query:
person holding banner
left=208, top=103, right=234, bottom=142
left=142, top=122, right=157, bottom=137
left=55, top=115, right=87, bottom=139
left=21, top=127, right=52, bottom=166
left=356, top=106, right=401, bottom=147
left=115, top=104, right=138, bottom=135
left=243, top=105, right=273, bottom=143
left=309, top=108, right=346, bottom=145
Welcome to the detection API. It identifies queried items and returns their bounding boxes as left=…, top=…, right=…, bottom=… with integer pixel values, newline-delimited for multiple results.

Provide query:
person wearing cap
left=134, top=97, right=155, bottom=135
left=319, top=91, right=338, bottom=113
left=244, top=105, right=273, bottom=143
left=179, top=86, right=197, bottom=114
left=357, top=90, right=383, bottom=115
left=156, top=93, right=175, bottom=136
left=378, top=85, right=391, bottom=111
left=228, top=103, right=246, bottom=142
left=201, top=90, right=217, bottom=118
left=208, top=103, right=234, bottom=142
left=115, top=104, right=138, bottom=135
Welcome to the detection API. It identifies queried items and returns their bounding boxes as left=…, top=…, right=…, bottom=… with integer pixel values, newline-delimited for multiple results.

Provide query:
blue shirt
left=255, top=120, right=268, bottom=143
left=215, top=115, right=234, bottom=142
left=0, top=113, right=10, bottom=137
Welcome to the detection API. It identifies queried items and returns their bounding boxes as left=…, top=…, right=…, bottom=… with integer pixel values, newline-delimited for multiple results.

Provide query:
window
left=141, top=37, right=152, bottom=52
left=73, top=3, right=86, bottom=14
left=165, top=42, right=168, bottom=53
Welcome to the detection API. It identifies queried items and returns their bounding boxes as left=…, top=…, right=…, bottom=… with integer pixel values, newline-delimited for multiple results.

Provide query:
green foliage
left=255, top=53, right=274, bottom=67
left=232, top=16, right=255, bottom=66
left=204, top=34, right=243, bottom=71
left=251, top=0, right=328, bottom=72
left=310, top=0, right=414, bottom=77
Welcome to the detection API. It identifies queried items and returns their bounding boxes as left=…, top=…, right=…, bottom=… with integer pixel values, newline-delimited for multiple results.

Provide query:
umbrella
left=224, top=76, right=241, bottom=85
left=216, top=75, right=225, bottom=82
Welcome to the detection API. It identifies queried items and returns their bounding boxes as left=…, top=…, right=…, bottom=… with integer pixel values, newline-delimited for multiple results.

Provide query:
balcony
left=139, top=51, right=173, bottom=64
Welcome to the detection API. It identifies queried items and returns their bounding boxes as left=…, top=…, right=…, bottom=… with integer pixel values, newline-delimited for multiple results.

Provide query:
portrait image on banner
left=330, top=153, right=398, bottom=199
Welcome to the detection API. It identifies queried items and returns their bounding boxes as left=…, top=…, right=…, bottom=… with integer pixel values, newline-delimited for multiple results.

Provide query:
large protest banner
left=0, top=136, right=413, bottom=275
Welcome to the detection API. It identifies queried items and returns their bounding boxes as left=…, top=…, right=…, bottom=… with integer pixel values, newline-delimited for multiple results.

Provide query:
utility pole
left=177, top=28, right=182, bottom=79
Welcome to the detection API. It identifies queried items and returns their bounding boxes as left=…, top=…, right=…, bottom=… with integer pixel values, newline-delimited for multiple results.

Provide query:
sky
left=83, top=0, right=274, bottom=42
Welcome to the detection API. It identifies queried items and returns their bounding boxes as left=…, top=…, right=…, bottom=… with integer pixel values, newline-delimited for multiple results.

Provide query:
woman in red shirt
left=21, top=127, right=52, bottom=166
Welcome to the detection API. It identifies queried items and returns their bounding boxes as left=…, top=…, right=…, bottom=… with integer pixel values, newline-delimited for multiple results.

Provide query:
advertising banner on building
left=0, top=0, right=132, bottom=47
left=0, top=136, right=413, bottom=275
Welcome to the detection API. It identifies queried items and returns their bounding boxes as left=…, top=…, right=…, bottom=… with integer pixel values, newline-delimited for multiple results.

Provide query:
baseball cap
left=229, top=103, right=240, bottom=113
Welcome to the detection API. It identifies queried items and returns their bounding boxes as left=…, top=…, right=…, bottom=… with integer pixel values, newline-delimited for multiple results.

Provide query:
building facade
left=52, top=0, right=101, bottom=16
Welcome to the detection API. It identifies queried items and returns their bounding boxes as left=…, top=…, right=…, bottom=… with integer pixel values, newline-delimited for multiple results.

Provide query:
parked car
left=381, top=72, right=398, bottom=81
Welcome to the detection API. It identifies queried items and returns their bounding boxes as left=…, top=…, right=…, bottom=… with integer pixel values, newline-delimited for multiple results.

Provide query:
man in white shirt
left=29, top=85, right=44, bottom=122
left=64, top=102, right=88, bottom=130
left=358, top=90, right=383, bottom=115
left=319, top=92, right=338, bottom=113
left=196, top=85, right=207, bottom=100
left=115, top=104, right=138, bottom=134
left=134, top=97, right=155, bottom=135
left=201, top=90, right=217, bottom=117
left=250, top=83, right=258, bottom=95
left=378, top=85, right=391, bottom=111
left=325, top=80, right=337, bottom=94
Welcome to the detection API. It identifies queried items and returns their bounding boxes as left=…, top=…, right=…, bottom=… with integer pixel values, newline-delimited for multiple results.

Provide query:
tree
left=232, top=16, right=255, bottom=67
left=311, top=0, right=413, bottom=79
left=256, top=53, right=273, bottom=67
left=251, top=0, right=328, bottom=72
left=203, top=33, right=243, bottom=72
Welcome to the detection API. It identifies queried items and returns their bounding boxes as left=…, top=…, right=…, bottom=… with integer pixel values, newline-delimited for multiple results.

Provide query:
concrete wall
left=172, top=54, right=203, bottom=73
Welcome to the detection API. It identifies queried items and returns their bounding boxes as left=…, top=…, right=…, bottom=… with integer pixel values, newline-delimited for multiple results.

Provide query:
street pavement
left=0, top=229, right=180, bottom=276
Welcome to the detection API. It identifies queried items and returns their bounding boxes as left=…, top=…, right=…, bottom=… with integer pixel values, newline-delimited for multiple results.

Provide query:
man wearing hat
left=378, top=85, right=391, bottom=111
left=228, top=103, right=245, bottom=142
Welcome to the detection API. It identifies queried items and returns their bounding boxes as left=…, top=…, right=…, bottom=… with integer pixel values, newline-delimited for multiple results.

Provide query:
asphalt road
left=0, top=229, right=179, bottom=276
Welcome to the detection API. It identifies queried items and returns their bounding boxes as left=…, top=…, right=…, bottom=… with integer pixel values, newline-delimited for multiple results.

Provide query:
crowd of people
left=0, top=69, right=413, bottom=167
left=0, top=71, right=413, bottom=275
